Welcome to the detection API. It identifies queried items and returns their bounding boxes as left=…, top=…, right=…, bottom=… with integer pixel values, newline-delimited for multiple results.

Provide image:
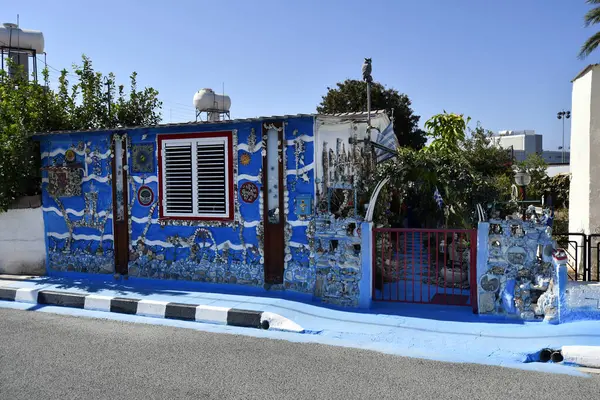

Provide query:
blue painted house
left=33, top=111, right=390, bottom=307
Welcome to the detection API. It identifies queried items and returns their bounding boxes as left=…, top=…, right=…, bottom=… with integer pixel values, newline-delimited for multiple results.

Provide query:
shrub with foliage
left=366, top=112, right=515, bottom=228
left=0, top=55, right=162, bottom=211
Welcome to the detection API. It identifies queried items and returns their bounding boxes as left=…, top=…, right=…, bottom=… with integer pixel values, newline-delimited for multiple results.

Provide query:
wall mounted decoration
left=137, top=185, right=154, bottom=207
left=131, top=143, right=155, bottom=173
left=289, top=129, right=307, bottom=192
left=65, top=149, right=76, bottom=163
left=240, top=152, right=251, bottom=166
left=240, top=181, right=259, bottom=203
left=46, top=166, right=83, bottom=198
left=92, top=148, right=103, bottom=176
left=247, top=128, right=257, bottom=153
left=294, top=194, right=312, bottom=216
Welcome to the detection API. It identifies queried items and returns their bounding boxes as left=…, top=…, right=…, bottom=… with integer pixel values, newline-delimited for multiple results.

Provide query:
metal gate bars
left=372, top=228, right=477, bottom=311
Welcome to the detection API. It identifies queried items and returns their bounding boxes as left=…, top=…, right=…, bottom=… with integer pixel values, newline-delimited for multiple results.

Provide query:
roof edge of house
left=31, top=110, right=390, bottom=138
left=572, top=64, right=600, bottom=82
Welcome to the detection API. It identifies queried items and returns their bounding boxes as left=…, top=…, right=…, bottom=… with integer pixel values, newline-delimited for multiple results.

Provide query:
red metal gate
left=372, top=228, right=477, bottom=312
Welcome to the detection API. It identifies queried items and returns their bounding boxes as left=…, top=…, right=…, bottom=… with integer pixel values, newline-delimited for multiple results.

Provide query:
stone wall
left=313, top=215, right=363, bottom=307
left=476, top=213, right=555, bottom=320
left=0, top=196, right=46, bottom=275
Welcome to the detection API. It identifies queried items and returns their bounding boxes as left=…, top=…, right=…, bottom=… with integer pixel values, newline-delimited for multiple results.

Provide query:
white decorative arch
left=365, top=177, right=390, bottom=222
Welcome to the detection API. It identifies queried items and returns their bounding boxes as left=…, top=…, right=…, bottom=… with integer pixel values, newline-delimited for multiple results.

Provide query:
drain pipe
left=539, top=348, right=552, bottom=363
left=551, top=351, right=564, bottom=363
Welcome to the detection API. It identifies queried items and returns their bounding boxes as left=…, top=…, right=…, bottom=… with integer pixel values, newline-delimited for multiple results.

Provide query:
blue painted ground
left=1, top=274, right=600, bottom=376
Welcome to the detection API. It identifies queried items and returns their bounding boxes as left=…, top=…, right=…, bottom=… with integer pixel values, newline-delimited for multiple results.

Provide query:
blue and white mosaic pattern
left=477, top=210, right=555, bottom=320
left=38, top=116, right=371, bottom=307
left=41, top=136, right=115, bottom=274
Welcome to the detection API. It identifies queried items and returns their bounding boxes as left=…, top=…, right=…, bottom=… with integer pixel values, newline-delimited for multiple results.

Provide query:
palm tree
left=580, top=0, right=600, bottom=59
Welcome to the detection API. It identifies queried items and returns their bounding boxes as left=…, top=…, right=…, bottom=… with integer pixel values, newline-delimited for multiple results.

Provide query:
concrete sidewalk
left=2, top=275, right=600, bottom=371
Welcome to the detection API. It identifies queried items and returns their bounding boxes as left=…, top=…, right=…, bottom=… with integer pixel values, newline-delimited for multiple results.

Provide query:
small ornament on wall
left=294, top=194, right=312, bottom=216
left=131, top=144, right=155, bottom=173
left=137, top=185, right=154, bottom=207
left=240, top=181, right=259, bottom=203
left=46, top=166, right=83, bottom=198
left=240, top=151, right=251, bottom=166
left=65, top=149, right=76, bottom=163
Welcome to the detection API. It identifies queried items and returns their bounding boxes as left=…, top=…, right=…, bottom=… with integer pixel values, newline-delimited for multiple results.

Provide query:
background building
left=492, top=129, right=570, bottom=164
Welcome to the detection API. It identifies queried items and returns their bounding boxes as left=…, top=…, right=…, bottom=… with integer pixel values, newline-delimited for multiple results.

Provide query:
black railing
left=553, top=233, right=600, bottom=282
left=587, top=234, right=600, bottom=282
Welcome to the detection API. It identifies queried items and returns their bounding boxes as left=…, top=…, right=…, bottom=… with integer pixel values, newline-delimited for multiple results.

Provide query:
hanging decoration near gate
left=131, top=144, right=155, bottom=173
left=240, top=181, right=259, bottom=203
left=137, top=185, right=154, bottom=207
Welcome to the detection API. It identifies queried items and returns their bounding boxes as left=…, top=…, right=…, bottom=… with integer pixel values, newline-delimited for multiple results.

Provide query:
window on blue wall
left=158, top=131, right=233, bottom=221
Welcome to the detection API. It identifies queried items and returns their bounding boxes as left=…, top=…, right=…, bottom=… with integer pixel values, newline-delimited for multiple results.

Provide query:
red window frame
left=157, top=131, right=234, bottom=222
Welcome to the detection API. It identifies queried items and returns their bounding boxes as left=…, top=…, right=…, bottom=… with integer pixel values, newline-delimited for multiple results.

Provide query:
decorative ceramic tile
left=240, top=182, right=259, bottom=203
left=137, top=185, right=154, bottom=206
left=239, top=152, right=251, bottom=166
left=47, top=167, right=82, bottom=198
left=131, top=144, right=155, bottom=173
left=294, top=194, right=312, bottom=216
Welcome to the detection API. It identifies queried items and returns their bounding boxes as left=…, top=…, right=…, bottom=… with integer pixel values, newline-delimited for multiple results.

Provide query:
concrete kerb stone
left=562, top=346, right=600, bottom=369
left=0, top=286, right=305, bottom=333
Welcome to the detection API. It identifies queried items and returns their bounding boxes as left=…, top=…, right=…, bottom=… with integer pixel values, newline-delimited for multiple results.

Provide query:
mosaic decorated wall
left=280, top=120, right=317, bottom=293
left=123, top=118, right=316, bottom=288
left=310, top=134, right=371, bottom=307
left=477, top=210, right=556, bottom=320
left=38, top=116, right=377, bottom=307
left=40, top=135, right=115, bottom=274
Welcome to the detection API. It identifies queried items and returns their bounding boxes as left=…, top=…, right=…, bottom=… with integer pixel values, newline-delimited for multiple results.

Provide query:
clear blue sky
left=3, top=0, right=594, bottom=150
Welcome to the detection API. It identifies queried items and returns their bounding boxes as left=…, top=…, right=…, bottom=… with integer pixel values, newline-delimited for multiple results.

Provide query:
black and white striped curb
left=0, top=287, right=304, bottom=333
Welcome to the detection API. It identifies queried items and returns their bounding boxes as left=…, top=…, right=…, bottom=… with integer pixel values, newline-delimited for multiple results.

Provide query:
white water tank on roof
left=0, top=23, right=45, bottom=53
left=193, top=88, right=231, bottom=112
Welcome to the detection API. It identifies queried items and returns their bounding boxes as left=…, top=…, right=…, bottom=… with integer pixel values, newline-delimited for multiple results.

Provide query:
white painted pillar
left=569, top=66, right=600, bottom=276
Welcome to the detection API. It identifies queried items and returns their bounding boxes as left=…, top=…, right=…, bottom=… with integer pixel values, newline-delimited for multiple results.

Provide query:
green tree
left=516, top=153, right=549, bottom=201
left=369, top=112, right=514, bottom=228
left=423, top=112, right=470, bottom=155
left=0, top=55, right=163, bottom=211
left=579, top=0, right=600, bottom=59
left=317, top=79, right=427, bottom=149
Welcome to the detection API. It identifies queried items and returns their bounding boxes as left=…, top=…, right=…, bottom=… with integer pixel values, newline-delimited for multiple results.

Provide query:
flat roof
left=32, top=110, right=389, bottom=137
left=572, top=64, right=600, bottom=82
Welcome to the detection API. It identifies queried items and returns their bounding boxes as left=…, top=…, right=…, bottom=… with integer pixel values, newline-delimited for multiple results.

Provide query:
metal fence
left=372, top=228, right=477, bottom=311
left=553, top=233, right=600, bottom=281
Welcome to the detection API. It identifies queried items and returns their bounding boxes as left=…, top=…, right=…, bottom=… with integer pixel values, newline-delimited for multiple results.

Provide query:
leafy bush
left=0, top=56, right=162, bottom=211
left=367, top=112, right=514, bottom=229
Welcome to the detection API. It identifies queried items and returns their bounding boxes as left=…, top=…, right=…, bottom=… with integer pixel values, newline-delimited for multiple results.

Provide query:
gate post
left=553, top=250, right=569, bottom=324
left=474, top=222, right=490, bottom=314
left=358, top=221, right=373, bottom=309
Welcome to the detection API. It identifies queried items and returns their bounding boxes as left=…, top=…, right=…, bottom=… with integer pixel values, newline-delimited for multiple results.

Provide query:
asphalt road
left=1, top=308, right=600, bottom=400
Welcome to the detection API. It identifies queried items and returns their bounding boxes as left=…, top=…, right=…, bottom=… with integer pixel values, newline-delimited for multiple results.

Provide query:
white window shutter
left=160, top=135, right=230, bottom=219
left=163, top=142, right=194, bottom=214
left=196, top=141, right=227, bottom=215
